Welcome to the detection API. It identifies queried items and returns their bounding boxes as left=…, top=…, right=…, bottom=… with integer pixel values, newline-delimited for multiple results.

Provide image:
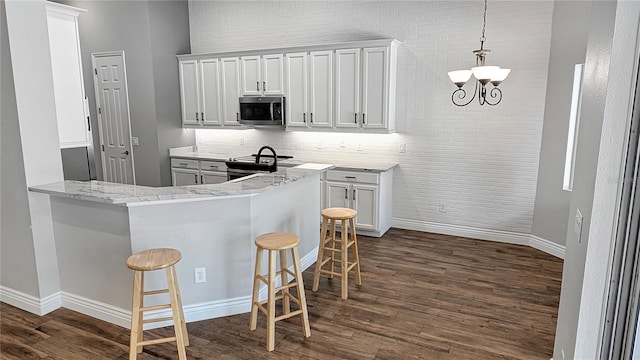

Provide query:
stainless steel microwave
left=238, top=96, right=285, bottom=126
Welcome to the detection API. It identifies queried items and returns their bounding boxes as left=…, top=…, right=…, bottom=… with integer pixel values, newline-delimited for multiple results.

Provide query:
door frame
left=90, top=51, right=136, bottom=185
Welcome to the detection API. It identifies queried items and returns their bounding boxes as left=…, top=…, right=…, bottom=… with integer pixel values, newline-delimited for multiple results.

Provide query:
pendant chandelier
left=448, top=0, right=510, bottom=106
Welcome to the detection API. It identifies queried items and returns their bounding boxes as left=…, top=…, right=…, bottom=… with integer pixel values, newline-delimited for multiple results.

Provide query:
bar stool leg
left=250, top=247, right=263, bottom=331
left=329, top=219, right=336, bottom=278
left=166, top=266, right=187, bottom=360
left=137, top=271, right=145, bottom=354
left=350, top=218, right=362, bottom=286
left=171, top=266, right=189, bottom=346
left=129, top=271, right=143, bottom=360
left=313, top=217, right=329, bottom=291
left=267, top=250, right=277, bottom=351
left=279, top=249, right=290, bottom=314
left=291, top=246, right=311, bottom=338
left=341, top=219, right=349, bottom=300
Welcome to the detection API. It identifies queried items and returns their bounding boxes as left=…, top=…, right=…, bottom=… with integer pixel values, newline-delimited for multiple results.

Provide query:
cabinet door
left=262, top=54, right=284, bottom=95
left=221, top=57, right=241, bottom=126
left=201, top=170, right=227, bottom=184
left=325, top=181, right=350, bottom=209
left=199, top=59, right=222, bottom=126
left=308, top=51, right=333, bottom=128
left=241, top=55, right=261, bottom=96
left=361, top=47, right=388, bottom=129
left=172, top=168, right=199, bottom=186
left=353, top=184, right=378, bottom=230
left=47, top=7, right=91, bottom=148
left=284, top=52, right=308, bottom=128
left=335, top=49, right=360, bottom=129
left=179, top=60, right=200, bottom=126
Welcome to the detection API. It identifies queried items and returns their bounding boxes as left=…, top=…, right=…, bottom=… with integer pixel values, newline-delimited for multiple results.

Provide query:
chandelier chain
left=480, top=0, right=488, bottom=47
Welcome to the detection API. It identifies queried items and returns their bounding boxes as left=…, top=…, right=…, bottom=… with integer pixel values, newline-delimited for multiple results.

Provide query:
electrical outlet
left=399, top=143, right=406, bottom=153
left=439, top=203, right=447, bottom=213
left=194, top=267, right=206, bottom=283
left=131, top=137, right=139, bottom=146
left=575, top=209, right=583, bottom=243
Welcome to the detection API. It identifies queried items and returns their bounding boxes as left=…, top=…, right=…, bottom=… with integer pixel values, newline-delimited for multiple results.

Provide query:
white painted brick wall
left=188, top=1, right=553, bottom=234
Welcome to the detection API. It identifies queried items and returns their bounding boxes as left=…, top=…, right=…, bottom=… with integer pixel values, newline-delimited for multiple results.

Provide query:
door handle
left=363, top=113, right=366, bottom=124
left=303, top=113, right=306, bottom=123
left=236, top=112, right=239, bottom=121
left=344, top=188, right=348, bottom=199
left=200, top=174, right=204, bottom=184
left=194, top=174, right=198, bottom=184
left=201, top=112, right=204, bottom=121
left=353, top=189, right=356, bottom=201
left=196, top=112, right=199, bottom=121
left=121, top=150, right=129, bottom=155
left=310, top=113, right=313, bottom=123
left=263, top=81, right=266, bottom=92
left=354, top=113, right=357, bottom=124
left=257, top=81, right=260, bottom=91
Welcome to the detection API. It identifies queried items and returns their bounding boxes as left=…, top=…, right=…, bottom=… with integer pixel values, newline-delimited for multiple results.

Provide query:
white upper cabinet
left=220, top=57, right=242, bottom=126
left=284, top=52, right=308, bottom=128
left=335, top=46, right=393, bottom=130
left=241, top=54, right=283, bottom=96
left=177, top=39, right=399, bottom=132
left=308, top=51, right=333, bottom=128
left=46, top=2, right=91, bottom=148
left=178, top=58, right=224, bottom=127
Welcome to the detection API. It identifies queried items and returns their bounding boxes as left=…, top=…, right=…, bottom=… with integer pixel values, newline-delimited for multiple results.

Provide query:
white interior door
left=92, top=51, right=135, bottom=184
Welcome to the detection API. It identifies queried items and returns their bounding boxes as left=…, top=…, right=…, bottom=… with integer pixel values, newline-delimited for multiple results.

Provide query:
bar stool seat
left=250, top=232, right=311, bottom=351
left=127, top=248, right=189, bottom=360
left=313, top=207, right=361, bottom=299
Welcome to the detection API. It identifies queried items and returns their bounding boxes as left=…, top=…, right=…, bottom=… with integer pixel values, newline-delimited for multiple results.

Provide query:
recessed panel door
left=362, top=47, right=387, bottom=129
left=241, top=55, right=261, bottom=96
left=309, top=51, right=333, bottom=127
left=335, top=49, right=360, bottom=128
left=284, top=52, right=308, bottom=127
left=221, top=57, right=241, bottom=126
left=92, top=52, right=135, bottom=185
left=179, top=60, right=199, bottom=126
left=353, top=184, right=378, bottom=230
left=172, top=168, right=199, bottom=186
left=200, top=59, right=222, bottom=125
left=325, top=181, right=350, bottom=209
left=262, top=54, right=284, bottom=95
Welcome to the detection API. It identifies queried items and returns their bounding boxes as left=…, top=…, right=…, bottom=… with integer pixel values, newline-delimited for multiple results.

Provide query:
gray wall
left=57, top=0, right=193, bottom=187
left=532, top=1, right=592, bottom=246
left=553, top=1, right=617, bottom=358
left=0, top=1, right=40, bottom=297
left=147, top=0, right=194, bottom=187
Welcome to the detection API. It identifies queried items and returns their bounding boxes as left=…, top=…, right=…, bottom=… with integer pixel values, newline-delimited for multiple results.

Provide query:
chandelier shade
left=448, top=0, right=510, bottom=106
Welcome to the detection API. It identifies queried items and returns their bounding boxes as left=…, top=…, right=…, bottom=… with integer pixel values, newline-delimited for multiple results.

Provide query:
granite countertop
left=169, top=147, right=398, bottom=172
left=29, top=167, right=319, bottom=206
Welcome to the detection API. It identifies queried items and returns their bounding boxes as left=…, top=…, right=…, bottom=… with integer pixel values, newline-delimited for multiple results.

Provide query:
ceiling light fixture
left=448, top=0, right=510, bottom=107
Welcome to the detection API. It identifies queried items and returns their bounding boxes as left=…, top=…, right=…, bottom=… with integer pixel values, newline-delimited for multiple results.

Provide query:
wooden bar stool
left=126, top=248, right=189, bottom=360
left=312, top=207, right=361, bottom=299
left=250, top=232, right=311, bottom=351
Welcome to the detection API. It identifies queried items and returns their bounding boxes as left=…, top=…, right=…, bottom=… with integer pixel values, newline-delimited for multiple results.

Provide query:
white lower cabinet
left=324, top=168, right=393, bottom=237
left=171, top=158, right=227, bottom=186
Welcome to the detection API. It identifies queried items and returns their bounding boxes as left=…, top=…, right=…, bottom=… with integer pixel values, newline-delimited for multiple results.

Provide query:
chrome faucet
left=255, top=146, right=277, bottom=172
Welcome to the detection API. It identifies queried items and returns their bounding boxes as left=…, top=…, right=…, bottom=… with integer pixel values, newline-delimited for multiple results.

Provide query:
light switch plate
left=131, top=137, right=139, bottom=146
left=575, top=208, right=583, bottom=243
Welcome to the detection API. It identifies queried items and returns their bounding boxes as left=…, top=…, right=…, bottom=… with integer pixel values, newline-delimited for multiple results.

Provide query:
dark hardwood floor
left=0, top=228, right=563, bottom=359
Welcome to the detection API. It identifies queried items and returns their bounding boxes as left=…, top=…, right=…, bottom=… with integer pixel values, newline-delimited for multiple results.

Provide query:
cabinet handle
left=196, top=112, right=199, bottom=121
left=209, top=165, right=218, bottom=169
left=194, top=174, right=198, bottom=184
left=179, top=162, right=188, bottom=166
left=236, top=112, right=239, bottom=121
left=353, top=189, right=356, bottom=200
left=201, top=112, right=204, bottom=121
left=87, top=116, right=91, bottom=131
left=363, top=113, right=366, bottom=124
left=303, top=113, right=306, bottom=123
left=345, top=176, right=356, bottom=179
left=310, top=113, right=313, bottom=123
left=201, top=174, right=204, bottom=184
left=354, top=113, right=357, bottom=124
left=344, top=188, right=348, bottom=199
left=263, top=81, right=266, bottom=91
left=256, top=81, right=260, bottom=91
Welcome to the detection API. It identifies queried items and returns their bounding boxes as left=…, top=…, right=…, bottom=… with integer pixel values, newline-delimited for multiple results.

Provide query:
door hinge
left=94, top=68, right=97, bottom=75
left=101, top=144, right=105, bottom=151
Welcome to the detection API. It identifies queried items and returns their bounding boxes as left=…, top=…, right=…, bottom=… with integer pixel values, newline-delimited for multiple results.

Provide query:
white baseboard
left=0, top=286, right=61, bottom=315
left=61, top=292, right=130, bottom=328
left=392, top=217, right=565, bottom=259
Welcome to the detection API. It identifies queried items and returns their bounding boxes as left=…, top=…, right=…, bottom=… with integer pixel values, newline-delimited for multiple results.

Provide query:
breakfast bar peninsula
left=28, top=168, right=321, bottom=328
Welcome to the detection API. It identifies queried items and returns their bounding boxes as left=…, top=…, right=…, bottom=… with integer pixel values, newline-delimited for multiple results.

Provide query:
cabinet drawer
left=200, top=160, right=227, bottom=172
left=171, top=158, right=199, bottom=170
left=326, top=170, right=379, bottom=184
